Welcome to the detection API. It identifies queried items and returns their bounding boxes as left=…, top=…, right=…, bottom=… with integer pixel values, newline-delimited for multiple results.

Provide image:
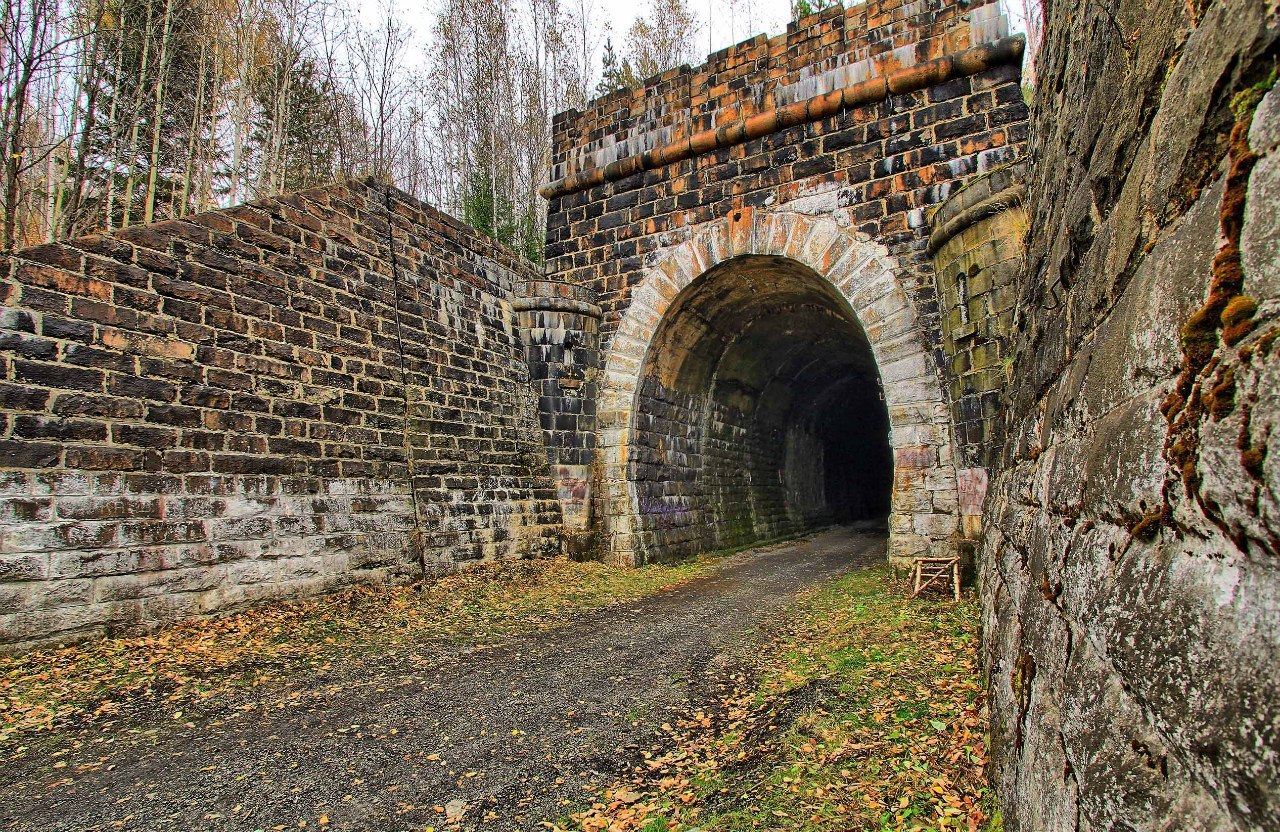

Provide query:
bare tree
left=1001, top=0, right=1044, bottom=83
left=59, top=0, right=111, bottom=237
left=348, top=7, right=414, bottom=183
left=0, top=0, right=80, bottom=249
left=0, top=0, right=600, bottom=261
left=560, top=0, right=603, bottom=108
left=625, top=0, right=699, bottom=82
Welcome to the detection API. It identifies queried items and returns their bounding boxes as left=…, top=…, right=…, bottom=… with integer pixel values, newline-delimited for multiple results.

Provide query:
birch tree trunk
left=142, top=0, right=175, bottom=224
left=120, top=0, right=156, bottom=228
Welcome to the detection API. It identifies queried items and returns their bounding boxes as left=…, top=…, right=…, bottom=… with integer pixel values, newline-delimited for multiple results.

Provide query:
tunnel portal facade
left=533, top=0, right=1030, bottom=565
left=595, top=210, right=957, bottom=566
left=0, top=0, right=1031, bottom=638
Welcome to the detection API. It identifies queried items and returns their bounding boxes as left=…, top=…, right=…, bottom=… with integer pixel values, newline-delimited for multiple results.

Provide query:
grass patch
left=569, top=566, right=994, bottom=831
left=0, top=553, right=726, bottom=750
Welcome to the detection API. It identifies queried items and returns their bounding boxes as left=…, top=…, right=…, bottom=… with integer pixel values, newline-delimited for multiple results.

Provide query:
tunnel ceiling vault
left=644, top=256, right=883, bottom=433
left=597, top=208, right=962, bottom=567
left=630, top=253, right=892, bottom=555
left=647, top=256, right=875, bottom=390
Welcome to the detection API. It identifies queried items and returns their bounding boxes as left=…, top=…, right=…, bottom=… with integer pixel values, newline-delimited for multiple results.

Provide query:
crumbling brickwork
left=982, top=0, right=1280, bottom=828
left=0, top=181, right=559, bottom=649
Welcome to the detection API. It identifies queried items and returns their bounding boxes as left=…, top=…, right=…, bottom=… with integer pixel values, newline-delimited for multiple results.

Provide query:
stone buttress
left=514, top=279, right=603, bottom=558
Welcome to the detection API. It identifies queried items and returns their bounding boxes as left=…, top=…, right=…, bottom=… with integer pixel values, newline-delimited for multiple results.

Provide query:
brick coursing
left=0, top=180, right=560, bottom=649
left=929, top=162, right=1026, bottom=471
left=545, top=0, right=1029, bottom=563
left=514, top=279, right=603, bottom=552
left=547, top=57, right=1027, bottom=347
left=631, top=379, right=825, bottom=560
left=546, top=0, right=1026, bottom=340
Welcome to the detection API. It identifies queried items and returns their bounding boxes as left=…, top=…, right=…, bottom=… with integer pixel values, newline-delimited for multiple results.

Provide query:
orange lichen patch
left=1259, top=327, right=1280, bottom=357
left=1236, top=403, right=1268, bottom=482
left=1160, top=390, right=1186, bottom=420
left=1242, top=447, right=1267, bottom=478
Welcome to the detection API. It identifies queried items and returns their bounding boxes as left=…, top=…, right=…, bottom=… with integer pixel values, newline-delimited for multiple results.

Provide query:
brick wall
left=546, top=0, right=1027, bottom=349
left=548, top=0, right=1009, bottom=195
left=546, top=0, right=1029, bottom=563
left=0, top=180, right=560, bottom=649
left=929, top=162, right=1026, bottom=472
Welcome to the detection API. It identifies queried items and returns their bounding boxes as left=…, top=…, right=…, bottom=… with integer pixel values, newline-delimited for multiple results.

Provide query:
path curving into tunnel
left=0, top=530, right=887, bottom=832
left=630, top=255, right=893, bottom=559
left=596, top=209, right=962, bottom=566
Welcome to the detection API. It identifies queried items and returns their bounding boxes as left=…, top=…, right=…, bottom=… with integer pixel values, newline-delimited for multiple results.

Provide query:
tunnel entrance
left=629, top=255, right=894, bottom=560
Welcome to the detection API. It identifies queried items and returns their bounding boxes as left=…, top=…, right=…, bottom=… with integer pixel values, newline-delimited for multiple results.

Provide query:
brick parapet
left=549, top=0, right=1009, bottom=184
left=543, top=35, right=1024, bottom=200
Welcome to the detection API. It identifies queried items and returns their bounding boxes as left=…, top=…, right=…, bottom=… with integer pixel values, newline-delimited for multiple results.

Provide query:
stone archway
left=595, top=207, right=961, bottom=566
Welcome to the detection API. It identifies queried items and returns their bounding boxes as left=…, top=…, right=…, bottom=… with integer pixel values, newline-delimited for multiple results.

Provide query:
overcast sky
left=389, top=0, right=1030, bottom=83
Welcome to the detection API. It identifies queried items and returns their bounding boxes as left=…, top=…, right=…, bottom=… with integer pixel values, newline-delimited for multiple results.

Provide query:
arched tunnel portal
left=594, top=209, right=962, bottom=567
left=630, top=255, right=894, bottom=559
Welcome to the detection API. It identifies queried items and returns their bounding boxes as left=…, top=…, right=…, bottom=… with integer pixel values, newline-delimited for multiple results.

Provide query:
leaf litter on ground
left=564, top=565, right=997, bottom=832
left=0, top=554, right=725, bottom=751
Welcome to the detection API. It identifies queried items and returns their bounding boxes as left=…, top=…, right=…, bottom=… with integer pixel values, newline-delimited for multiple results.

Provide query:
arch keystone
left=728, top=208, right=753, bottom=255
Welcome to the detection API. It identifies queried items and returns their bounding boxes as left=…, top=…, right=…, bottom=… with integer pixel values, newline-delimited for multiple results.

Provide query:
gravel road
left=0, top=527, right=885, bottom=832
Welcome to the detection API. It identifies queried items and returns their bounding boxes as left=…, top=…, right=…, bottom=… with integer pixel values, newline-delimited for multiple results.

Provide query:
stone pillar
left=514, top=279, right=603, bottom=559
left=927, top=162, right=1028, bottom=541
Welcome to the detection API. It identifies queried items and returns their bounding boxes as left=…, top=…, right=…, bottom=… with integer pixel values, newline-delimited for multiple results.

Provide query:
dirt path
left=0, top=528, right=885, bottom=832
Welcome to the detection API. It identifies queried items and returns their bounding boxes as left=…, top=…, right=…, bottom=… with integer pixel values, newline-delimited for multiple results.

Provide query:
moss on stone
left=1222, top=294, right=1258, bottom=345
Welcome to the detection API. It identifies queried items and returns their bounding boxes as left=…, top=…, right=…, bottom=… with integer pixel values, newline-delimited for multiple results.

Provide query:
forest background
left=0, top=0, right=1040, bottom=259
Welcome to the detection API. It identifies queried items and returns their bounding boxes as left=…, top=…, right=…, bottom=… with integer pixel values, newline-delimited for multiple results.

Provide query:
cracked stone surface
left=982, top=1, right=1280, bottom=829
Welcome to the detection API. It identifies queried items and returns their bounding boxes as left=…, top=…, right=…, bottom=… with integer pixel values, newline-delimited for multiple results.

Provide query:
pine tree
left=596, top=38, right=637, bottom=94
left=252, top=56, right=352, bottom=193
left=792, top=0, right=835, bottom=20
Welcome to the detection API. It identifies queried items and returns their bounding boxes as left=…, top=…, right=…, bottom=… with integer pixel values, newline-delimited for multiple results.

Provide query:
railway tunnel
left=629, top=254, right=894, bottom=560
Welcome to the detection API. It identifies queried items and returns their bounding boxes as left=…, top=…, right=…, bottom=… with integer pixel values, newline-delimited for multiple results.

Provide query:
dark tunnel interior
left=629, top=255, right=894, bottom=560
left=813, top=378, right=893, bottom=525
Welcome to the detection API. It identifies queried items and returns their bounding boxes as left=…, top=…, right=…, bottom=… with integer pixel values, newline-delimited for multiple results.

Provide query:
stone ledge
left=927, top=161, right=1028, bottom=254
left=512, top=296, right=603, bottom=317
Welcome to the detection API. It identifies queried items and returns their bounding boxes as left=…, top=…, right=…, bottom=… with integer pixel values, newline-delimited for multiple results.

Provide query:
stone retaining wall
left=0, top=181, right=561, bottom=649
left=982, top=1, right=1280, bottom=827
